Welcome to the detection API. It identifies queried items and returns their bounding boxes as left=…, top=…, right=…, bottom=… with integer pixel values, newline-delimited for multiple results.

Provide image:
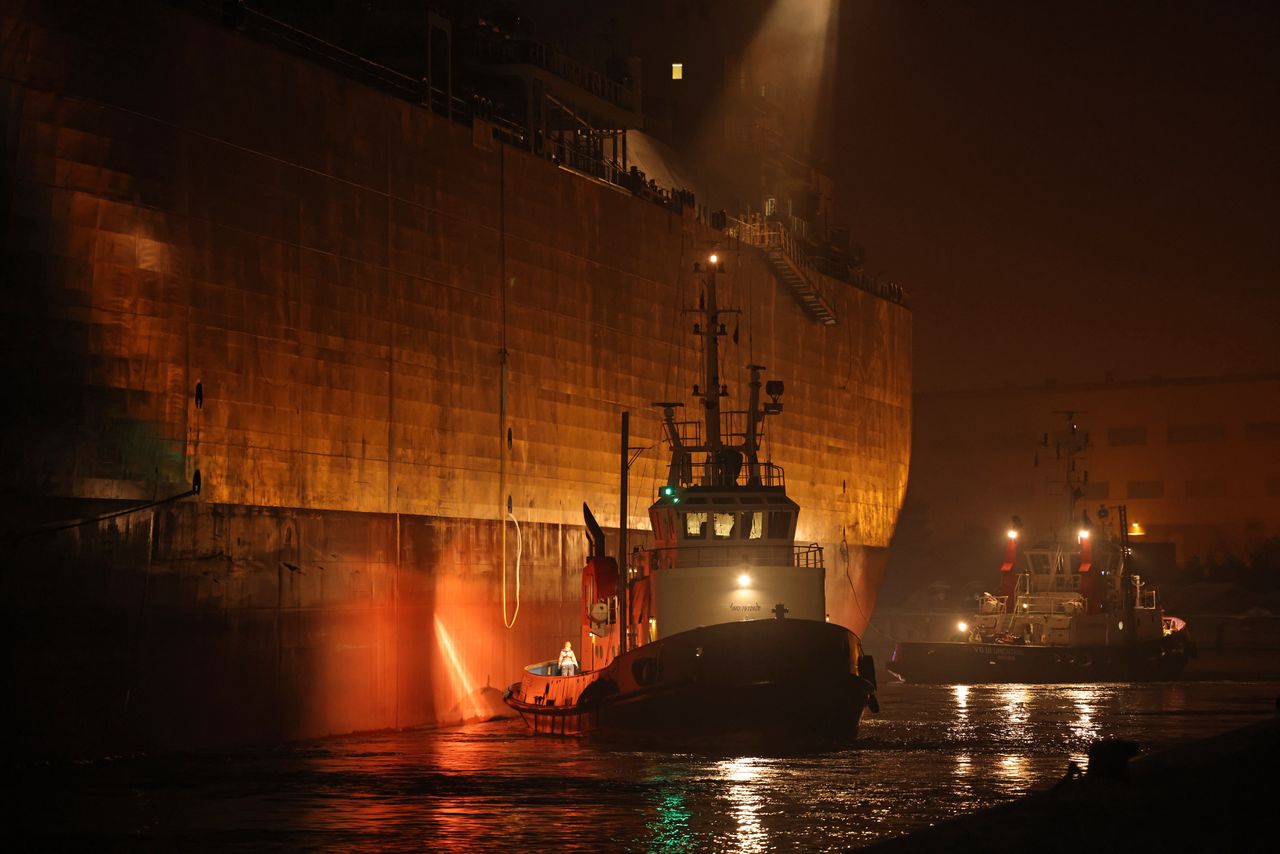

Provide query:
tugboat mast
left=1047, top=409, right=1090, bottom=533
left=701, top=255, right=724, bottom=452
left=654, top=254, right=775, bottom=490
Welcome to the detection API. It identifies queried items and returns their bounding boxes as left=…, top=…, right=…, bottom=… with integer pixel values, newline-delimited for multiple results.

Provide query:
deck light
left=1078, top=529, right=1090, bottom=540
left=709, top=253, right=718, bottom=265
left=737, top=573, right=751, bottom=588
left=957, top=621, right=968, bottom=633
left=1007, top=529, right=1019, bottom=540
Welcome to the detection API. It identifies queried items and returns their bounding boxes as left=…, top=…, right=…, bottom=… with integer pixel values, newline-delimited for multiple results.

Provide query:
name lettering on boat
left=730, top=602, right=762, bottom=612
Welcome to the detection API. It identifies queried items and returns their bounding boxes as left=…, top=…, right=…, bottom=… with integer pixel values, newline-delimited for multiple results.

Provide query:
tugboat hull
left=887, top=628, right=1193, bottom=684
left=506, top=619, right=876, bottom=745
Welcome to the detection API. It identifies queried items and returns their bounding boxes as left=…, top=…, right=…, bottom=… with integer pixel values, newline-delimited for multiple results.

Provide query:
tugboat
left=888, top=415, right=1194, bottom=683
left=504, top=254, right=879, bottom=745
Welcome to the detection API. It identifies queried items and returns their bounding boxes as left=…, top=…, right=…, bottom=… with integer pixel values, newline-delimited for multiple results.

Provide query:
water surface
left=15, top=681, right=1277, bottom=851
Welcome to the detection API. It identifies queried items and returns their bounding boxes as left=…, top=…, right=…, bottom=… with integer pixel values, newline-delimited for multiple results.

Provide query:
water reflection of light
left=648, top=787, right=695, bottom=853
left=434, top=617, right=484, bottom=721
left=997, top=685, right=1030, bottom=744
left=953, top=685, right=970, bottom=724
left=1066, top=686, right=1101, bottom=753
left=717, top=757, right=768, bottom=853
left=954, top=751, right=972, bottom=782
left=994, top=753, right=1031, bottom=785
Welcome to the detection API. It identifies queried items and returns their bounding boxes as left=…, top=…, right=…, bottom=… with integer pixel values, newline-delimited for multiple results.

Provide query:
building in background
left=887, top=373, right=1280, bottom=601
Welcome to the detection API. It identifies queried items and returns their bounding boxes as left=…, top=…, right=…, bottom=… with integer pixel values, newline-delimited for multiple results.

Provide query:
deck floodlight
left=957, top=621, right=968, bottom=633
left=1078, top=529, right=1090, bottom=541
left=737, top=573, right=751, bottom=588
left=1007, top=529, right=1019, bottom=540
left=709, top=253, right=718, bottom=265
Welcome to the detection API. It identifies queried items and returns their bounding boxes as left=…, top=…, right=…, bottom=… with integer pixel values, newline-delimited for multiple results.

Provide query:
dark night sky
left=828, top=1, right=1278, bottom=393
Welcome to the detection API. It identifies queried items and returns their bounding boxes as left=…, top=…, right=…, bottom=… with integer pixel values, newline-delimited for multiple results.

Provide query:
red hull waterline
left=506, top=619, right=877, bottom=747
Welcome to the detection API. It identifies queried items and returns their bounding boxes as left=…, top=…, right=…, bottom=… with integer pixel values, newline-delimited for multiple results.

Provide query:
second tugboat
left=888, top=414, right=1194, bottom=683
left=505, top=254, right=879, bottom=745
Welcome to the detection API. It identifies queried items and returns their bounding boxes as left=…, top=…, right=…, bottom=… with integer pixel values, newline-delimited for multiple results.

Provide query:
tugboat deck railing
left=642, top=544, right=823, bottom=570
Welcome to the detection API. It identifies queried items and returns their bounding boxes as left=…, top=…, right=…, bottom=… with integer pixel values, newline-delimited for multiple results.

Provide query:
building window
left=1167, top=424, right=1226, bottom=444
left=1185, top=479, right=1224, bottom=499
left=1107, top=427, right=1147, bottom=447
left=671, top=63, right=683, bottom=80
left=1127, top=480, right=1165, bottom=499
left=1246, top=421, right=1280, bottom=441
left=1082, top=481, right=1110, bottom=500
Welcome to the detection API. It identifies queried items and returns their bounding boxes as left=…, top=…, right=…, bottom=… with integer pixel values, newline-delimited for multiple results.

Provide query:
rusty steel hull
left=0, top=0, right=910, bottom=756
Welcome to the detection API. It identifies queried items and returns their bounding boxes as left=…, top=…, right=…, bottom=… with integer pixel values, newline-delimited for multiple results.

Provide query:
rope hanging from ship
left=502, top=508, right=523, bottom=628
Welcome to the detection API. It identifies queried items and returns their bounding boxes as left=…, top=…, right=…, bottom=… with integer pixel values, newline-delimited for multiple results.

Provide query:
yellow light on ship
left=957, top=621, right=968, bottom=633
left=737, top=572, right=751, bottom=588
left=1078, top=529, right=1090, bottom=540
left=1007, top=529, right=1019, bottom=540
left=1129, top=522, right=1145, bottom=537
left=709, top=253, right=718, bottom=265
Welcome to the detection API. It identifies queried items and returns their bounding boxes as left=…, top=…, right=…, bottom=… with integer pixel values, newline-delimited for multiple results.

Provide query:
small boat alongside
left=505, top=254, right=879, bottom=745
left=888, top=416, right=1194, bottom=684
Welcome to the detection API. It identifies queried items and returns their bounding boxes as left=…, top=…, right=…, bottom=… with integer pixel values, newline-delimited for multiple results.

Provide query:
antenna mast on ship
left=655, top=254, right=783, bottom=490
left=1044, top=409, right=1091, bottom=535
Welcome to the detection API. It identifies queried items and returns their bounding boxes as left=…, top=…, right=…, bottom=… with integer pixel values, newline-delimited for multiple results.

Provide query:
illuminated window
left=671, top=63, right=683, bottom=80
left=713, top=512, right=736, bottom=538
left=684, top=511, right=707, bottom=539
left=742, top=511, right=763, bottom=540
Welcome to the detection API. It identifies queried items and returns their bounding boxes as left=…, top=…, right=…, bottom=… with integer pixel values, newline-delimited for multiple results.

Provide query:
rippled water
left=14, top=681, right=1278, bottom=851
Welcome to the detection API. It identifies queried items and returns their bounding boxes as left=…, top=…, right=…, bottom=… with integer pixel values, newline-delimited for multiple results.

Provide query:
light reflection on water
left=14, top=681, right=1277, bottom=851
left=719, top=757, right=768, bottom=853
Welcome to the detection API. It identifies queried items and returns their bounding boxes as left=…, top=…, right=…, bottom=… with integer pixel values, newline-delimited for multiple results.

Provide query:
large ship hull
left=887, top=628, right=1193, bottom=684
left=506, top=619, right=876, bottom=746
left=0, top=0, right=910, bottom=757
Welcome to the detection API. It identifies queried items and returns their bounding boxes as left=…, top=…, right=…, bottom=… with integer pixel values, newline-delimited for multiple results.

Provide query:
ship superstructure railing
left=1014, top=593, right=1086, bottom=615
left=976, top=594, right=1008, bottom=614
left=726, top=215, right=908, bottom=306
left=472, top=34, right=638, bottom=115
left=683, top=461, right=785, bottom=489
left=644, top=544, right=799, bottom=569
left=794, top=543, right=824, bottom=569
left=177, top=1, right=704, bottom=218
left=671, top=411, right=758, bottom=450
left=665, top=412, right=784, bottom=488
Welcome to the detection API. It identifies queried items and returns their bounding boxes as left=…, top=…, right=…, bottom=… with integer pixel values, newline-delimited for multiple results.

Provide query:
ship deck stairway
left=729, top=218, right=837, bottom=325
left=765, top=246, right=837, bottom=325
